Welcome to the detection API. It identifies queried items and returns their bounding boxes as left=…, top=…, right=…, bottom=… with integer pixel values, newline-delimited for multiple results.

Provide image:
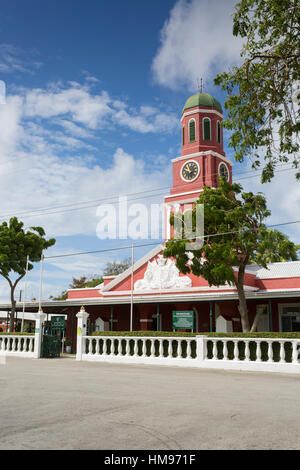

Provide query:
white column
left=76, top=306, right=89, bottom=361
left=196, top=335, right=206, bottom=363
left=32, top=309, right=46, bottom=359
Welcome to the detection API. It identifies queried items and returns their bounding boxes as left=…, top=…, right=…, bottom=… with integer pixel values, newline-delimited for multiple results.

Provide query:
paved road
left=1, top=356, right=300, bottom=450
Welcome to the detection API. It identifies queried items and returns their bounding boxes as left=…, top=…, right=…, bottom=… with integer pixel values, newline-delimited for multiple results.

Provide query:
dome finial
left=197, top=77, right=204, bottom=94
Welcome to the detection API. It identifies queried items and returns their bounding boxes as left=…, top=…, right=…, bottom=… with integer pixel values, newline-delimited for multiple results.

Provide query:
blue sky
left=0, top=0, right=299, bottom=302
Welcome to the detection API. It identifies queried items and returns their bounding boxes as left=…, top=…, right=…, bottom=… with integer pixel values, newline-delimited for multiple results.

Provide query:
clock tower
left=164, top=92, right=233, bottom=240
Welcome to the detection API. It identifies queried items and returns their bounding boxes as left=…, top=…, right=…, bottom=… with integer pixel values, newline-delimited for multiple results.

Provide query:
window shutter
left=203, top=118, right=211, bottom=141
left=189, top=120, right=195, bottom=142
left=217, top=121, right=221, bottom=144
left=182, top=126, right=185, bottom=146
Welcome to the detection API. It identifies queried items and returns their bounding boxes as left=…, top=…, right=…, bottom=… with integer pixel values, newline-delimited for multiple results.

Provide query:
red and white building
left=64, top=93, right=300, bottom=340
left=2, top=93, right=299, bottom=346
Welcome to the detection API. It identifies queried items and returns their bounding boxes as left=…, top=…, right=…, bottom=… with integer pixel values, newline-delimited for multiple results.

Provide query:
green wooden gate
left=41, top=316, right=65, bottom=358
left=41, top=334, right=61, bottom=358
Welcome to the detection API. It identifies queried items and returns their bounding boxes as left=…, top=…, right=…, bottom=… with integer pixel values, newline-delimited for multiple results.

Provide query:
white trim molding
left=188, top=118, right=196, bottom=143
left=181, top=108, right=223, bottom=121
left=172, top=151, right=233, bottom=167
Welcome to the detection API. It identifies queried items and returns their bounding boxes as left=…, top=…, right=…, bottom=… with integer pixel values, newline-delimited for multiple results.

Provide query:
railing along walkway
left=78, top=335, right=300, bottom=374
left=0, top=335, right=35, bottom=358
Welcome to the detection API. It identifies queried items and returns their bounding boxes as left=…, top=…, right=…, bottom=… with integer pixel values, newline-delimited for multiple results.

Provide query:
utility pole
left=21, top=255, right=29, bottom=332
left=130, top=243, right=134, bottom=332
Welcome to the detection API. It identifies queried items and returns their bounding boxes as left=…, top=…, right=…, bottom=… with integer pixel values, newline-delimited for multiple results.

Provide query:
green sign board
left=51, top=316, right=65, bottom=331
left=172, top=311, right=194, bottom=330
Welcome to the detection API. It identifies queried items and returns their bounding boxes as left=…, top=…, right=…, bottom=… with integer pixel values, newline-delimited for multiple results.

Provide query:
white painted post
left=196, top=335, right=207, bottom=363
left=76, top=306, right=89, bottom=361
left=33, top=309, right=46, bottom=359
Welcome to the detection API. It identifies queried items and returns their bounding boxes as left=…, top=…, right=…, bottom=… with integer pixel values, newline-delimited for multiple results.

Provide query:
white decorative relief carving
left=134, top=255, right=192, bottom=290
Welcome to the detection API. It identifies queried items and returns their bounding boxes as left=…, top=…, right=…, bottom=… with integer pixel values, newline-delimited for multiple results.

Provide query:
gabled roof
left=101, top=244, right=164, bottom=292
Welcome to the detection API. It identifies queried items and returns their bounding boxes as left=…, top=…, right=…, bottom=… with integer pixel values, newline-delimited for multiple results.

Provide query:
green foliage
left=163, top=179, right=297, bottom=331
left=0, top=332, right=34, bottom=335
left=50, top=258, right=131, bottom=300
left=214, top=0, right=300, bottom=182
left=0, top=217, right=56, bottom=330
left=91, top=331, right=300, bottom=339
left=0, top=217, right=55, bottom=279
left=103, top=258, right=131, bottom=276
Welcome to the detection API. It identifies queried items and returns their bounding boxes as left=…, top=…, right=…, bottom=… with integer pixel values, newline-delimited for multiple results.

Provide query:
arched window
left=182, top=126, right=185, bottom=146
left=203, top=118, right=211, bottom=141
left=218, top=162, right=229, bottom=181
left=188, top=119, right=196, bottom=142
left=217, top=121, right=221, bottom=144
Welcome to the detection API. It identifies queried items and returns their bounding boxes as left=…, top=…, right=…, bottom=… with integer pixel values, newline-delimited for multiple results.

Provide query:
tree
left=163, top=179, right=297, bottom=332
left=214, top=0, right=300, bottom=182
left=0, top=217, right=56, bottom=331
left=49, top=259, right=131, bottom=300
left=103, top=258, right=131, bottom=276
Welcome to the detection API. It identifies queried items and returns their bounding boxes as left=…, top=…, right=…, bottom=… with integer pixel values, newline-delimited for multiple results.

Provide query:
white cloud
left=152, top=0, right=242, bottom=91
left=0, top=83, right=172, bottom=240
left=0, top=44, right=42, bottom=74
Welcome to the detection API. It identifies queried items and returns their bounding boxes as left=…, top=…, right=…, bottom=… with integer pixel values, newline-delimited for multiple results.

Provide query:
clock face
left=181, top=161, right=199, bottom=182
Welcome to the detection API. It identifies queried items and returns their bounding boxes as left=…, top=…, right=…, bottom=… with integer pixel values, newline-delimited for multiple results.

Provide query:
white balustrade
left=0, top=335, right=35, bottom=357
left=78, top=335, right=300, bottom=374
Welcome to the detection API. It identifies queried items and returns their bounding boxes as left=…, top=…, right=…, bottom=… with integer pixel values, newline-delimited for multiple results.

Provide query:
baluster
left=186, top=339, right=192, bottom=359
left=150, top=339, right=155, bottom=357
left=126, top=339, right=130, bottom=356
left=17, top=337, right=21, bottom=352
left=117, top=339, right=121, bottom=356
left=177, top=339, right=182, bottom=358
left=2, top=337, right=6, bottom=352
left=279, top=341, right=285, bottom=363
left=88, top=338, right=93, bottom=355
left=141, top=339, right=146, bottom=357
left=95, top=338, right=100, bottom=355
left=134, top=339, right=139, bottom=357
left=223, top=340, right=228, bottom=361
left=292, top=341, right=299, bottom=364
left=212, top=340, right=218, bottom=360
left=103, top=338, right=107, bottom=355
left=159, top=339, right=164, bottom=358
left=233, top=340, right=239, bottom=361
left=168, top=340, right=172, bottom=357
left=267, top=341, right=273, bottom=362
left=256, top=340, right=261, bottom=362
left=244, top=340, right=250, bottom=361
left=12, top=337, right=16, bottom=352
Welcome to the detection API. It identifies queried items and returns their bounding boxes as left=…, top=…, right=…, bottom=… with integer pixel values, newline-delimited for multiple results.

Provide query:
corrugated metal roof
left=246, top=261, right=300, bottom=279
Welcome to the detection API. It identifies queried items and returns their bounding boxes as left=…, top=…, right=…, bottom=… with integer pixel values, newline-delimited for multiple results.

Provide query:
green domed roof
left=182, top=93, right=222, bottom=114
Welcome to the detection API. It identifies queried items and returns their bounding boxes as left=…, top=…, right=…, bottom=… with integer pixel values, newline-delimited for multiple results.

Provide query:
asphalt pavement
left=1, top=356, right=300, bottom=450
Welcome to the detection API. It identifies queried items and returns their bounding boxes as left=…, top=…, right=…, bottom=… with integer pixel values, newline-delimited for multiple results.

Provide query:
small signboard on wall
left=51, top=316, right=65, bottom=331
left=172, top=311, right=194, bottom=330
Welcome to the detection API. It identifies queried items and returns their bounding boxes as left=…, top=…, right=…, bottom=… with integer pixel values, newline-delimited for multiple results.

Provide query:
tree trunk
left=250, top=310, right=263, bottom=333
left=8, top=276, right=24, bottom=332
left=9, top=290, right=16, bottom=332
left=236, top=266, right=250, bottom=332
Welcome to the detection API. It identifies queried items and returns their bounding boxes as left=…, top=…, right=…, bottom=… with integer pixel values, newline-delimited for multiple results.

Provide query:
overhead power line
left=0, top=163, right=295, bottom=221
left=0, top=218, right=299, bottom=265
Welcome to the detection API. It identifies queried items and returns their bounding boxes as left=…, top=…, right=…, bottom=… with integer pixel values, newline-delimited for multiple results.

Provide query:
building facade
left=64, top=93, right=300, bottom=345
left=2, top=92, right=299, bottom=348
